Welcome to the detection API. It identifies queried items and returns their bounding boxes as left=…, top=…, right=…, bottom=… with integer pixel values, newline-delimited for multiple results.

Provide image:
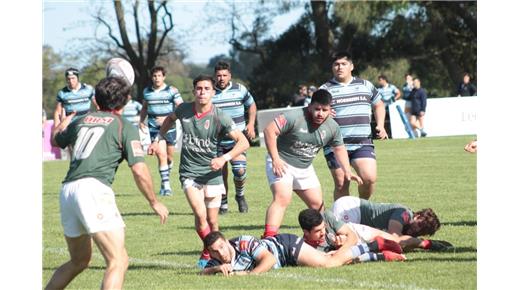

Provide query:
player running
left=262, top=89, right=362, bottom=238
left=331, top=196, right=451, bottom=250
left=148, top=75, right=249, bottom=269
left=140, top=66, right=183, bottom=196
left=212, top=61, right=257, bottom=214
left=45, top=77, right=169, bottom=290
left=201, top=231, right=403, bottom=275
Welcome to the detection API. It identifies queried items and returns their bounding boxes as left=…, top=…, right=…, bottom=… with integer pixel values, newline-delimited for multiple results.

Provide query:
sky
left=43, top=0, right=306, bottom=65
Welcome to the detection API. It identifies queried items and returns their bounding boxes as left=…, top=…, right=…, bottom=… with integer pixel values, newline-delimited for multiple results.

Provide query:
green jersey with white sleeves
left=55, top=111, right=145, bottom=186
left=273, top=108, right=343, bottom=168
left=175, top=102, right=237, bottom=185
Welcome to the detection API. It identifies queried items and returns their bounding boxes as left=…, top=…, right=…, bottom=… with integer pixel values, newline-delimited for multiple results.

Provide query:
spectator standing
left=377, top=75, right=401, bottom=138
left=402, top=73, right=414, bottom=114
left=409, top=78, right=427, bottom=137
left=292, top=84, right=308, bottom=107
left=457, top=72, right=477, bottom=96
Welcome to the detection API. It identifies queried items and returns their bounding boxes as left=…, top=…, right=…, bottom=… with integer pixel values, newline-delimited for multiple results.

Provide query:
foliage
left=43, top=135, right=476, bottom=289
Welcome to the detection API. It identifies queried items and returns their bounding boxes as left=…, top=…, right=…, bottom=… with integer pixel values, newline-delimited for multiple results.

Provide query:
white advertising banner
left=389, top=97, right=477, bottom=139
left=257, top=106, right=302, bottom=147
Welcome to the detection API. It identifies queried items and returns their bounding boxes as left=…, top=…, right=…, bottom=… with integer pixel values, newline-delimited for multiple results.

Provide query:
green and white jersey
left=55, top=111, right=145, bottom=186
left=175, top=102, right=237, bottom=185
left=318, top=210, right=345, bottom=252
left=359, top=199, right=414, bottom=230
left=273, top=108, right=343, bottom=168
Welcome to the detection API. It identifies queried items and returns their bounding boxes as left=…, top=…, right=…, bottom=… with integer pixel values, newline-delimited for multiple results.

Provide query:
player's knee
left=361, top=174, right=376, bottom=184
left=231, top=161, right=247, bottom=181
left=71, top=256, right=91, bottom=272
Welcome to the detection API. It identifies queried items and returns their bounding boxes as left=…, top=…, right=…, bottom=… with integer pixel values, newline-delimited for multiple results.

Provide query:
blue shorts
left=325, top=146, right=376, bottom=169
left=149, top=129, right=176, bottom=145
left=263, top=234, right=304, bottom=267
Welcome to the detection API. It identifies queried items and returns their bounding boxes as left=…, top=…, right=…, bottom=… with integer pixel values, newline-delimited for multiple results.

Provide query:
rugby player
left=262, top=89, right=362, bottom=238
left=140, top=66, right=184, bottom=196
left=149, top=75, right=249, bottom=268
left=201, top=231, right=403, bottom=275
left=319, top=51, right=387, bottom=200
left=46, top=77, right=169, bottom=290
left=212, top=61, right=257, bottom=214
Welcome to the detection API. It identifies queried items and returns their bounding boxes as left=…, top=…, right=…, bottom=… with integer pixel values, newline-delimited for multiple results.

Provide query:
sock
left=167, top=160, right=173, bottom=175
left=263, top=225, right=279, bottom=238
left=220, top=194, right=228, bottom=209
left=351, top=243, right=370, bottom=258
left=357, top=252, right=379, bottom=262
left=159, top=165, right=170, bottom=189
left=197, top=226, right=211, bottom=241
left=231, top=161, right=247, bottom=198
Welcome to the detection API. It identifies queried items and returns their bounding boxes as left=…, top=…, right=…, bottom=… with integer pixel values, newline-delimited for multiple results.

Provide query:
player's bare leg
left=45, top=235, right=92, bottom=290
left=184, top=185, right=213, bottom=267
left=295, top=187, right=324, bottom=212
left=92, top=229, right=128, bottom=290
left=330, top=167, right=349, bottom=201
left=263, top=182, right=293, bottom=237
left=351, top=158, right=377, bottom=200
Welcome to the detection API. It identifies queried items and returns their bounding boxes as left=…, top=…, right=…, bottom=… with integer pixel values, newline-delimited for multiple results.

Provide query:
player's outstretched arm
left=249, top=248, right=276, bottom=274
left=201, top=264, right=233, bottom=276
left=130, top=162, right=169, bottom=224
left=332, top=145, right=363, bottom=185
left=263, top=120, right=286, bottom=177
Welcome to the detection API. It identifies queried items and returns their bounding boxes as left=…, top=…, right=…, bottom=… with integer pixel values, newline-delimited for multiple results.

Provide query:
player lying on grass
left=331, top=196, right=452, bottom=251
left=200, top=231, right=404, bottom=276
left=262, top=89, right=362, bottom=238
left=148, top=75, right=249, bottom=268
left=299, top=208, right=451, bottom=253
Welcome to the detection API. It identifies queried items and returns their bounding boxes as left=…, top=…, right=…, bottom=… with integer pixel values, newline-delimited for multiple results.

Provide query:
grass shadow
left=442, top=221, right=477, bottom=226
left=156, top=250, right=200, bottom=256
left=177, top=224, right=299, bottom=231
left=406, top=256, right=476, bottom=262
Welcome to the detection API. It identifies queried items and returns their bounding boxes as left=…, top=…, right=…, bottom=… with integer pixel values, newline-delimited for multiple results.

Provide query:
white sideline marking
left=44, top=247, right=435, bottom=289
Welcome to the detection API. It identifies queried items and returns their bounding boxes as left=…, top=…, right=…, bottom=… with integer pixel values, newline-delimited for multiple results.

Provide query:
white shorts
left=182, top=179, right=224, bottom=208
left=60, top=178, right=125, bottom=238
left=332, top=196, right=362, bottom=224
left=265, top=155, right=320, bottom=190
left=347, top=222, right=377, bottom=244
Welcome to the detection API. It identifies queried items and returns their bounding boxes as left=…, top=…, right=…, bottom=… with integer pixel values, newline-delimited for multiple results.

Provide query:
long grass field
left=43, top=135, right=476, bottom=289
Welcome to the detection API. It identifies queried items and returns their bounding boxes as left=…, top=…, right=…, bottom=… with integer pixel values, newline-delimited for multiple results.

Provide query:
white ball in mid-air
left=106, top=58, right=135, bottom=86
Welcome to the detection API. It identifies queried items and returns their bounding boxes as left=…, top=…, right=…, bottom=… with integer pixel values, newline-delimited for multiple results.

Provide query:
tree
left=94, top=0, right=180, bottom=100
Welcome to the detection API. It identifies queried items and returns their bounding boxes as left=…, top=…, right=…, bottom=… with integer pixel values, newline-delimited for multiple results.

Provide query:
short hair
left=413, top=77, right=421, bottom=82
left=463, top=72, right=471, bottom=78
left=331, top=51, right=353, bottom=64
left=298, top=208, right=324, bottom=231
left=65, top=67, right=79, bottom=79
left=214, top=61, right=231, bottom=73
left=378, top=75, right=388, bottom=82
left=151, top=66, right=166, bottom=76
left=203, top=231, right=226, bottom=249
left=95, top=77, right=131, bottom=111
left=192, top=74, right=216, bottom=88
left=298, top=84, right=307, bottom=90
left=406, top=208, right=441, bottom=237
left=310, top=89, right=332, bottom=106
left=405, top=73, right=412, bottom=78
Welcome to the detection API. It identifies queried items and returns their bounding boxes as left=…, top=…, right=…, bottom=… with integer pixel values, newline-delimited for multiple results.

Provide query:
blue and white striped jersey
left=378, top=83, right=399, bottom=106
left=213, top=81, right=255, bottom=146
left=205, top=235, right=268, bottom=272
left=56, top=83, right=95, bottom=118
left=319, top=77, right=382, bottom=152
left=143, top=85, right=183, bottom=130
left=122, top=100, right=142, bottom=126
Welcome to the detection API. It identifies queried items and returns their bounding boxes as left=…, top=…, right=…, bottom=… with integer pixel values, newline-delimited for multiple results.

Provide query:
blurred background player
left=402, top=73, right=414, bottom=115
left=212, top=61, right=257, bottom=214
left=53, top=67, right=96, bottom=128
left=292, top=84, right=308, bottom=107
left=45, top=77, right=169, bottom=290
left=122, top=98, right=142, bottom=127
left=262, top=89, right=361, bottom=238
left=149, top=75, right=249, bottom=268
left=320, top=51, right=387, bottom=201
left=377, top=75, right=401, bottom=138
left=408, top=77, right=428, bottom=137
left=140, top=66, right=183, bottom=196
left=304, top=85, right=317, bottom=107
left=457, top=72, right=477, bottom=96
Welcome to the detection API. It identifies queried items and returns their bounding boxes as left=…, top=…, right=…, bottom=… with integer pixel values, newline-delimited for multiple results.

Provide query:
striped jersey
left=56, top=83, right=95, bottom=118
left=319, top=77, right=381, bottom=152
left=143, top=85, right=183, bottom=131
left=213, top=81, right=255, bottom=146
left=122, top=100, right=142, bottom=126
left=378, top=83, right=399, bottom=106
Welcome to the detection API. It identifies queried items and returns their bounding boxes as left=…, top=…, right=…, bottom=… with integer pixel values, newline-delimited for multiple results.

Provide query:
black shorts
left=325, top=146, right=376, bottom=169
left=264, top=234, right=304, bottom=267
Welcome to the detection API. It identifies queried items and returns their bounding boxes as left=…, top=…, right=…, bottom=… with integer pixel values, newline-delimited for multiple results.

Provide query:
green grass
left=43, top=135, right=476, bottom=289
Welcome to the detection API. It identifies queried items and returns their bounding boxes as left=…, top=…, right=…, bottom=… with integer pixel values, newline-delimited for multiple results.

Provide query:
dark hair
left=65, top=67, right=79, bottom=79
left=404, top=208, right=441, bottom=237
left=214, top=61, right=231, bottom=73
left=310, top=89, right=332, bottom=106
left=463, top=72, right=471, bottom=78
left=192, top=74, right=216, bottom=88
left=405, top=73, right=412, bottom=77
left=95, top=77, right=131, bottom=111
left=298, top=208, right=324, bottom=231
left=378, top=75, right=388, bottom=82
left=151, top=66, right=166, bottom=76
left=331, top=51, right=353, bottom=64
left=203, top=231, right=226, bottom=249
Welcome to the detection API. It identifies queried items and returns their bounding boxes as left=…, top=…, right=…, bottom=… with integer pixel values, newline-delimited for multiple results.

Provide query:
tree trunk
left=310, top=1, right=331, bottom=64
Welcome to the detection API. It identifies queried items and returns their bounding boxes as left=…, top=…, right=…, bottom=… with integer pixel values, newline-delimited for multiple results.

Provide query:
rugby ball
left=106, top=58, right=135, bottom=86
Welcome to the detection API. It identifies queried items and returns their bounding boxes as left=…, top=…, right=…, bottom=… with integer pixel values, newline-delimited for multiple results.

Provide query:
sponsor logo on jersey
left=204, top=119, right=210, bottom=130
left=275, top=114, right=287, bottom=128
left=299, top=128, right=308, bottom=133
left=320, top=130, right=326, bottom=139
left=84, top=116, right=114, bottom=125
left=131, top=140, right=144, bottom=157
